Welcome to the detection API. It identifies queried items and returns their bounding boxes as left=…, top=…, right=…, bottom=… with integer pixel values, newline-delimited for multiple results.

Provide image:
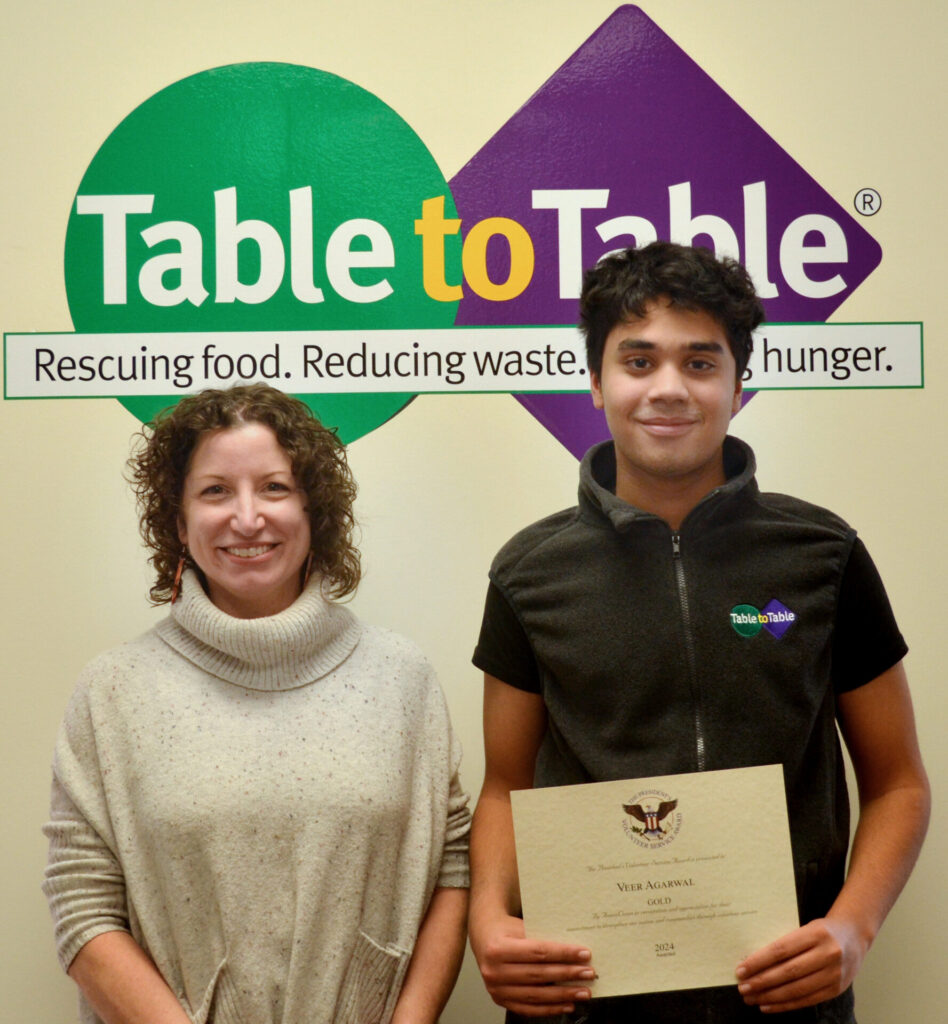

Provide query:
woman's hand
left=68, top=932, right=192, bottom=1024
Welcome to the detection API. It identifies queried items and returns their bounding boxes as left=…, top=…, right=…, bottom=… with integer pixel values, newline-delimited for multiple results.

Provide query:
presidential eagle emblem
left=623, top=799, right=678, bottom=837
left=621, top=791, right=682, bottom=847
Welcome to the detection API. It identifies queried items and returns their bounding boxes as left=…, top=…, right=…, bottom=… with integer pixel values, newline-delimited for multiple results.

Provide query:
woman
left=43, top=384, right=470, bottom=1024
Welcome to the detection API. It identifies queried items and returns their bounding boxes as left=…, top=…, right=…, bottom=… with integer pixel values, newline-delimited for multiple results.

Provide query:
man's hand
left=471, top=911, right=595, bottom=1017
left=735, top=916, right=866, bottom=1014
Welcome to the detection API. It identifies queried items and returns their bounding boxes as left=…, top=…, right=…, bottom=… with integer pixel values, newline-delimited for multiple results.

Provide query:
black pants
left=505, top=985, right=855, bottom=1024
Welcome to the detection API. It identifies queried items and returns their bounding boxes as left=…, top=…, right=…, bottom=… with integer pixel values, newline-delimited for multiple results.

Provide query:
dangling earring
left=171, top=550, right=187, bottom=605
left=302, top=550, right=315, bottom=589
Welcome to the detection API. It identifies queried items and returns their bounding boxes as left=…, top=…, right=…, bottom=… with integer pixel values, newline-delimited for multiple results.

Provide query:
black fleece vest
left=492, top=438, right=859, bottom=1023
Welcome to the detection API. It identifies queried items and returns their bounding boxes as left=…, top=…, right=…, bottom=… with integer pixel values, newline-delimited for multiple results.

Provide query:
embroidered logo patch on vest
left=730, top=600, right=797, bottom=639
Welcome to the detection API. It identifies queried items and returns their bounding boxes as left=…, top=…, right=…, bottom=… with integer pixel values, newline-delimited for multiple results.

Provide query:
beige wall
left=2, top=2, right=943, bottom=1020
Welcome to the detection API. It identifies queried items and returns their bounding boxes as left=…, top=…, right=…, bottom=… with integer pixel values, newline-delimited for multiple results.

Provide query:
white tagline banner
left=743, top=323, right=922, bottom=389
left=3, top=323, right=922, bottom=398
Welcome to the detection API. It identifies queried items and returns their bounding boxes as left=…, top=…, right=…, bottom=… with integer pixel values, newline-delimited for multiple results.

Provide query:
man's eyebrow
left=613, top=339, right=725, bottom=353
left=615, top=339, right=656, bottom=351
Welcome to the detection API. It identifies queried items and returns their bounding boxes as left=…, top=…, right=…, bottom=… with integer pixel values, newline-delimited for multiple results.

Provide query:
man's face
left=590, top=299, right=742, bottom=504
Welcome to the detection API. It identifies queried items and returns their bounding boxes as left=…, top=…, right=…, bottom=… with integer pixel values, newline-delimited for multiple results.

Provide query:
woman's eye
left=200, top=484, right=225, bottom=497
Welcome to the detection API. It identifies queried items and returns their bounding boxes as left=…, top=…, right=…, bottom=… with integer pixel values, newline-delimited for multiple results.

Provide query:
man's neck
left=613, top=453, right=728, bottom=531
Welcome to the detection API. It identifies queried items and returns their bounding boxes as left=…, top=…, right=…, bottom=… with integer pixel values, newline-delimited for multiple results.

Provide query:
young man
left=468, top=243, right=929, bottom=1023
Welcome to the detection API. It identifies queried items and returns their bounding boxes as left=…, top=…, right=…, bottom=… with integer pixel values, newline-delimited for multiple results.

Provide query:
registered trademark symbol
left=854, top=188, right=881, bottom=216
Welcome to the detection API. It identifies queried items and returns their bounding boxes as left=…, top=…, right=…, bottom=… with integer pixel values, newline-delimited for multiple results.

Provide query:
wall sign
left=3, top=6, right=922, bottom=454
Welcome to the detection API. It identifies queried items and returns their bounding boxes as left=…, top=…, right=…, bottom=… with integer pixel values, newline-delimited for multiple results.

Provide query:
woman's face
left=177, top=422, right=311, bottom=618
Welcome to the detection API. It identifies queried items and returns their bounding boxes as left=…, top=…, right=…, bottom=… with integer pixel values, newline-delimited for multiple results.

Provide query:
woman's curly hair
left=128, top=384, right=360, bottom=604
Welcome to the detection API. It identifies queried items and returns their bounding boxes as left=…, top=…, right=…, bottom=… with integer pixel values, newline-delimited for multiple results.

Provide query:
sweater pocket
left=334, top=931, right=411, bottom=1024
left=188, top=957, right=247, bottom=1024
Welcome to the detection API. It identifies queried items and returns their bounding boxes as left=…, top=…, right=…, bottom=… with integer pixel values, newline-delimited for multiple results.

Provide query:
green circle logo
left=730, top=604, right=763, bottom=638
left=64, top=62, right=460, bottom=441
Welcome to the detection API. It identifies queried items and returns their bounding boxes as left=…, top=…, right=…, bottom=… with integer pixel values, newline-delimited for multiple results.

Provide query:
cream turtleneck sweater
left=43, top=572, right=470, bottom=1024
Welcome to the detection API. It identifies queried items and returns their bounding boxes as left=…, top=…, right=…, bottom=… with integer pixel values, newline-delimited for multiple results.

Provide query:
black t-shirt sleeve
left=472, top=581, right=542, bottom=693
left=831, top=537, right=908, bottom=693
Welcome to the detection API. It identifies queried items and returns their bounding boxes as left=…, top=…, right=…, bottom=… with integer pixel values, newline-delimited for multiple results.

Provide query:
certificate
left=511, top=764, right=798, bottom=998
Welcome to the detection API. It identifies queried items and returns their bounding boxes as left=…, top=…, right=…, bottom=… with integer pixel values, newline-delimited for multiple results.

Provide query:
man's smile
left=635, top=416, right=700, bottom=436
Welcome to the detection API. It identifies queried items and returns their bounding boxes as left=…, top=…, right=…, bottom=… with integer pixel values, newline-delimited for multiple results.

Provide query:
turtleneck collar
left=578, top=435, right=758, bottom=533
left=155, top=570, right=362, bottom=692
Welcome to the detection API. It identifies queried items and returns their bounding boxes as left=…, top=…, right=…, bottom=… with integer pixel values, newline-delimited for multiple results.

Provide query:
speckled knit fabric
left=43, top=571, right=470, bottom=1024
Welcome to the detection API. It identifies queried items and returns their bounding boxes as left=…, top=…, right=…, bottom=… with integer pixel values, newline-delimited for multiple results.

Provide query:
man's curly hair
left=579, top=241, right=765, bottom=378
left=128, top=384, right=360, bottom=604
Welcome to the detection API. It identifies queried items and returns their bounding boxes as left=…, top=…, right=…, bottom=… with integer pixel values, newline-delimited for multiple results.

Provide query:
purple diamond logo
left=450, top=5, right=882, bottom=457
left=761, top=599, right=797, bottom=639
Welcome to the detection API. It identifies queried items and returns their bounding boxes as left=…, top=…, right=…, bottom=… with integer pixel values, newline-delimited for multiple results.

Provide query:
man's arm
left=736, top=661, right=930, bottom=1013
left=469, top=675, right=595, bottom=1018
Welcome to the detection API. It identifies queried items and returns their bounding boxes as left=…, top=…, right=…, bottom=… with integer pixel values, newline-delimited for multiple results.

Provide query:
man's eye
left=627, top=357, right=650, bottom=370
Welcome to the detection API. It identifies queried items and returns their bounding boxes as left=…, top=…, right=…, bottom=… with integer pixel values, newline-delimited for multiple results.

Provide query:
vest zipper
left=672, top=532, right=706, bottom=771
